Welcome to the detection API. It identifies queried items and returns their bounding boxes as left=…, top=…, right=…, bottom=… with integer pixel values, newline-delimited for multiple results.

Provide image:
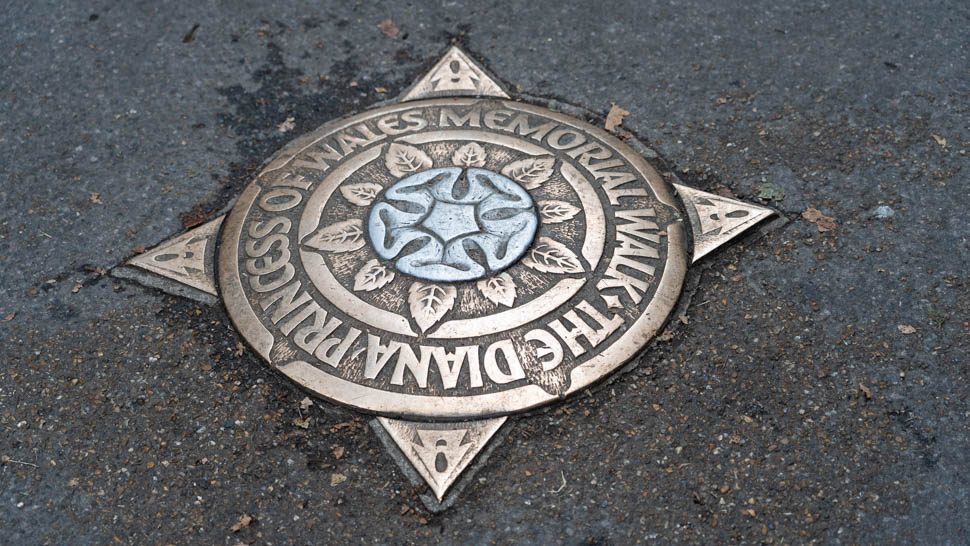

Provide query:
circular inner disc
left=219, top=97, right=687, bottom=419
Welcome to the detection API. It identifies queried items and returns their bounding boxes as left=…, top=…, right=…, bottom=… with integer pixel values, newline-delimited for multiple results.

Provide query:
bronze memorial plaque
left=120, top=47, right=776, bottom=508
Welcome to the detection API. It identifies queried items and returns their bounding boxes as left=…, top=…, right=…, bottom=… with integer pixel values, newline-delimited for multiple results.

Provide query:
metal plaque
left=120, top=46, right=776, bottom=507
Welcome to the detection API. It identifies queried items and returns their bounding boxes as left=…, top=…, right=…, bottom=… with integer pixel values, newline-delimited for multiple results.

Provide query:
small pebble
left=874, top=205, right=894, bottom=219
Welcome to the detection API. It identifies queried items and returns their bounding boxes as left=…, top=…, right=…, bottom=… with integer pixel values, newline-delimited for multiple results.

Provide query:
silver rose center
left=367, top=167, right=538, bottom=282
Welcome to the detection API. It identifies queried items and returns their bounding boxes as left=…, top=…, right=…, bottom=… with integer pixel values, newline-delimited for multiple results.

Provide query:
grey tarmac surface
left=1, top=1, right=968, bottom=543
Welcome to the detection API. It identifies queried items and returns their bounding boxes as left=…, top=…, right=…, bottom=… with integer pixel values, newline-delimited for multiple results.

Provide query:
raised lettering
left=596, top=209, right=661, bottom=303
left=507, top=114, right=556, bottom=141
left=259, top=280, right=311, bottom=324
left=278, top=299, right=321, bottom=336
left=548, top=300, right=624, bottom=357
left=377, top=114, right=409, bottom=135
left=524, top=329, right=564, bottom=371
left=295, top=307, right=338, bottom=354
left=546, top=128, right=587, bottom=150
left=354, top=122, right=386, bottom=144
left=483, top=340, right=526, bottom=384
left=401, top=110, right=428, bottom=131
left=247, top=216, right=290, bottom=239
left=439, top=106, right=481, bottom=128
left=293, top=142, right=342, bottom=171
left=245, top=241, right=289, bottom=276
left=597, top=169, right=646, bottom=205
left=364, top=334, right=398, bottom=380
left=335, top=130, right=371, bottom=156
left=597, top=265, right=651, bottom=304
left=259, top=188, right=303, bottom=212
left=615, top=209, right=660, bottom=242
left=244, top=233, right=287, bottom=259
left=248, top=263, right=294, bottom=293
left=364, top=336, right=483, bottom=390
left=432, top=345, right=483, bottom=390
left=482, top=109, right=513, bottom=129
left=390, top=344, right=431, bottom=388
left=272, top=173, right=311, bottom=190
left=315, top=326, right=361, bottom=368
left=293, top=304, right=339, bottom=354
left=565, top=141, right=611, bottom=162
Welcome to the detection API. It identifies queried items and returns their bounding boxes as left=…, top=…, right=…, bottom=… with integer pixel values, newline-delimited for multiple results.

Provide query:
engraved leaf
left=477, top=272, right=517, bottom=307
left=303, top=219, right=365, bottom=253
left=386, top=142, right=433, bottom=178
left=537, top=200, right=581, bottom=224
left=522, top=237, right=583, bottom=274
left=353, top=259, right=395, bottom=291
left=451, top=142, right=487, bottom=167
left=339, top=182, right=383, bottom=206
left=500, top=156, right=555, bottom=190
left=408, top=282, right=456, bottom=333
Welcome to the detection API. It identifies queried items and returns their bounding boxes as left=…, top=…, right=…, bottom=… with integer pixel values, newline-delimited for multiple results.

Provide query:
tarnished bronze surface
left=218, top=96, right=688, bottom=419
left=377, top=416, right=506, bottom=501
left=123, top=46, right=776, bottom=505
left=675, top=184, right=775, bottom=263
left=128, top=215, right=224, bottom=296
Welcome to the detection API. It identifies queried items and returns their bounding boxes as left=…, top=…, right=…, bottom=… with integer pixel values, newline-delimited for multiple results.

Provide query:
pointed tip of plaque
left=127, top=215, right=224, bottom=296
left=376, top=416, right=506, bottom=501
left=674, top=184, right=776, bottom=263
left=399, top=46, right=510, bottom=102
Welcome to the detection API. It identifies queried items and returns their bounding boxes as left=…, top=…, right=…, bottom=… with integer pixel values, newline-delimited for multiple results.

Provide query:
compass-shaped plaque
left=119, top=47, right=775, bottom=510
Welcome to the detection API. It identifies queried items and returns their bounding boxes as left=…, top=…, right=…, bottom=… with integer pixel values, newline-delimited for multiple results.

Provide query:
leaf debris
left=605, top=102, right=629, bottom=132
left=230, top=514, right=252, bottom=532
left=757, top=183, right=785, bottom=202
left=182, top=23, right=200, bottom=44
left=378, top=19, right=399, bottom=38
left=801, top=208, right=836, bottom=232
left=277, top=117, right=295, bottom=133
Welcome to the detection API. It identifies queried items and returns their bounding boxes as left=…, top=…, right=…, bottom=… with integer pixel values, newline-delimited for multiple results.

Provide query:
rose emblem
left=368, top=167, right=538, bottom=282
left=304, top=141, right=587, bottom=332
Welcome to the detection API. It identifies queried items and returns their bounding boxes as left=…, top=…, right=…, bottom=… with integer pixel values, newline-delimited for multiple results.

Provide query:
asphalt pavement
left=1, top=1, right=968, bottom=543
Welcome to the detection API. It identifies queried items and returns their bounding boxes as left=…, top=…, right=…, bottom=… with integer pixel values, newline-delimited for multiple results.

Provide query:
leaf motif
left=303, top=219, right=365, bottom=253
left=477, top=272, right=516, bottom=307
left=407, top=282, right=456, bottom=333
left=339, top=182, right=383, bottom=206
left=353, top=259, right=395, bottom=291
left=537, top=200, right=581, bottom=224
left=452, top=142, right=487, bottom=167
left=385, top=142, right=433, bottom=178
left=500, top=156, right=555, bottom=190
left=522, top=237, right=583, bottom=274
